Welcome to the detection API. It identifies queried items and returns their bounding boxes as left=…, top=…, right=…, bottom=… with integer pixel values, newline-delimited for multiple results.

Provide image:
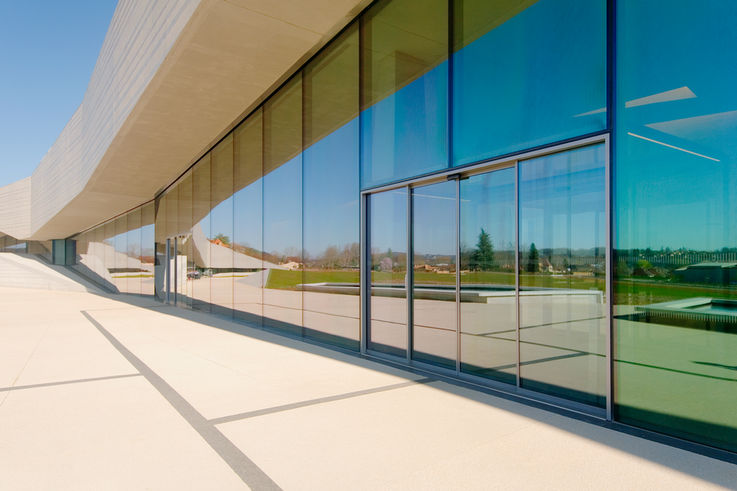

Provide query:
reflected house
left=674, top=262, right=737, bottom=286
left=190, top=222, right=283, bottom=273
left=1, top=0, right=736, bottom=458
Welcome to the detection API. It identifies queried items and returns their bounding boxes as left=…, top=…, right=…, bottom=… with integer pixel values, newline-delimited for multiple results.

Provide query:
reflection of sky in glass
left=210, top=196, right=233, bottom=242
left=616, top=1, right=737, bottom=250
left=233, top=181, right=261, bottom=251
left=361, top=61, right=448, bottom=189
left=460, top=168, right=515, bottom=253
left=304, top=120, right=359, bottom=257
left=520, top=144, right=605, bottom=251
left=263, top=154, right=301, bottom=256
left=413, top=181, right=455, bottom=256
left=370, top=188, right=407, bottom=253
left=453, top=0, right=606, bottom=167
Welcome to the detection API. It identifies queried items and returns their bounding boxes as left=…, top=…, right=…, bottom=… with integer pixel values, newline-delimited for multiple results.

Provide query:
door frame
left=359, top=134, right=611, bottom=419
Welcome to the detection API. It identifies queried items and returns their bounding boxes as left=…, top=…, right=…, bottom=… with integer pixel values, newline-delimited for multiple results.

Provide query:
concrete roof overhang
left=3, top=0, right=368, bottom=240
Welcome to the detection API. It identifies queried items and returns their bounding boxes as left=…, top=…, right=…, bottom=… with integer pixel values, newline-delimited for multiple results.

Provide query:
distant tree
left=470, top=228, right=495, bottom=271
left=526, top=243, right=539, bottom=273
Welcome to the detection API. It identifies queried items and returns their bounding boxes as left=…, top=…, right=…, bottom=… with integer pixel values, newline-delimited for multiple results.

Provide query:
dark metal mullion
left=447, top=0, right=454, bottom=170
left=165, top=238, right=171, bottom=304
left=173, top=237, right=177, bottom=306
left=361, top=194, right=369, bottom=354
left=455, top=176, right=461, bottom=374
left=406, top=185, right=413, bottom=363
left=359, top=13, right=367, bottom=354
left=300, top=71, right=306, bottom=338
left=606, top=0, right=617, bottom=422
left=515, top=160, right=521, bottom=388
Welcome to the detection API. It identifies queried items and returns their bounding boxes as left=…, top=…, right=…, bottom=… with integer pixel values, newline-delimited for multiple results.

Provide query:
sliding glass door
left=411, top=181, right=457, bottom=369
left=365, top=141, right=608, bottom=410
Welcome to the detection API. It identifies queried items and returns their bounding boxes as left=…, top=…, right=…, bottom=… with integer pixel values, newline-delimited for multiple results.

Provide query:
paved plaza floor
left=1, top=285, right=736, bottom=490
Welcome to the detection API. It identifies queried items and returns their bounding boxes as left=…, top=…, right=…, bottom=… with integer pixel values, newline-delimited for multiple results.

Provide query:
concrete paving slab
left=0, top=376, right=246, bottom=490
left=217, top=380, right=737, bottom=490
left=90, top=305, right=426, bottom=420
left=0, top=286, right=735, bottom=490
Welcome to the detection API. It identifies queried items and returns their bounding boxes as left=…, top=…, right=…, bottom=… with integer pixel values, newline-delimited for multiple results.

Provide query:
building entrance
left=365, top=141, right=609, bottom=413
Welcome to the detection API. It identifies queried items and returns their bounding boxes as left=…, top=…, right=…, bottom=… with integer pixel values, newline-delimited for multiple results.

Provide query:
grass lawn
left=265, top=269, right=737, bottom=306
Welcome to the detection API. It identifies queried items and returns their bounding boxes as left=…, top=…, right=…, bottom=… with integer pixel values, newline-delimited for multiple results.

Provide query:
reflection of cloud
left=627, top=132, right=720, bottom=162
left=645, top=110, right=737, bottom=141
left=625, top=86, right=696, bottom=108
left=574, top=86, right=696, bottom=117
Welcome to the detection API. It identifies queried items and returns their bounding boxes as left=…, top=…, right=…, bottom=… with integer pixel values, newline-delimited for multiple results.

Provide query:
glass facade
left=361, top=0, right=449, bottom=188
left=365, top=143, right=606, bottom=407
left=460, top=167, right=517, bottom=384
left=411, top=181, right=457, bottom=369
left=233, top=109, right=263, bottom=326
left=452, top=0, right=606, bottom=166
left=368, top=188, right=408, bottom=357
left=519, top=145, right=607, bottom=407
left=263, top=76, right=303, bottom=334
left=614, top=0, right=737, bottom=452
left=303, top=25, right=361, bottom=349
left=71, top=202, right=155, bottom=294
left=36, top=0, right=732, bottom=457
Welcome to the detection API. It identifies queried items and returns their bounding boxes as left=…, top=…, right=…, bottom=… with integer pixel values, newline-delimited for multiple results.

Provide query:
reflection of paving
left=370, top=293, right=607, bottom=402
left=181, top=278, right=360, bottom=343
left=616, top=309, right=737, bottom=446
left=1, top=287, right=734, bottom=489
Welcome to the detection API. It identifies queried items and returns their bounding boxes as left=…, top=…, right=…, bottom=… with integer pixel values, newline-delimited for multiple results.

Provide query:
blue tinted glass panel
left=614, top=0, right=737, bottom=452
left=519, top=144, right=607, bottom=407
left=360, top=0, right=448, bottom=189
left=452, top=0, right=606, bottom=167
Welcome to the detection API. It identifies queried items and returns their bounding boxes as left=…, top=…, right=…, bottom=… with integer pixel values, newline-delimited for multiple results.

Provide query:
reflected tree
left=527, top=242, right=539, bottom=273
left=470, top=228, right=495, bottom=271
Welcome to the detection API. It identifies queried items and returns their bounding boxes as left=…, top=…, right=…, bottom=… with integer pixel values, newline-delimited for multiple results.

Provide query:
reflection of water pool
left=634, top=298, right=737, bottom=331
left=687, top=300, right=737, bottom=315
left=299, top=282, right=604, bottom=303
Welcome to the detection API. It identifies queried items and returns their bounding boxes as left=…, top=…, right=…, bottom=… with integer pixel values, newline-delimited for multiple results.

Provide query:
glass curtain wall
left=519, top=145, right=607, bottom=407
left=71, top=202, right=155, bottom=295
left=303, top=24, right=361, bottom=349
left=141, top=203, right=155, bottom=295
left=178, top=172, right=193, bottom=307
left=365, top=143, right=607, bottom=408
left=459, top=167, right=517, bottom=384
left=412, top=181, right=457, bottom=369
left=360, top=0, right=448, bottom=188
left=192, top=155, right=211, bottom=311
left=154, top=195, right=167, bottom=301
left=107, top=0, right=737, bottom=454
left=614, top=0, right=737, bottom=452
left=149, top=21, right=362, bottom=350
left=210, top=135, right=234, bottom=315
left=452, top=0, right=606, bottom=167
left=166, top=184, right=180, bottom=303
left=233, top=109, right=264, bottom=326
left=263, top=76, right=303, bottom=335
left=368, top=188, right=408, bottom=357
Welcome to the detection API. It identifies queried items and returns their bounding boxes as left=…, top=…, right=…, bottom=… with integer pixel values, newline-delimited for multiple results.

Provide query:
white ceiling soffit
left=28, top=0, right=368, bottom=240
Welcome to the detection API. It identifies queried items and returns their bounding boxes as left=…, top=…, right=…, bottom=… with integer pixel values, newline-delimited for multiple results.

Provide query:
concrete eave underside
left=29, top=0, right=369, bottom=240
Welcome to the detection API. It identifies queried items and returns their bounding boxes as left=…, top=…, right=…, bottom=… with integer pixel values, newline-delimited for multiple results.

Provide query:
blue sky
left=0, top=1, right=117, bottom=188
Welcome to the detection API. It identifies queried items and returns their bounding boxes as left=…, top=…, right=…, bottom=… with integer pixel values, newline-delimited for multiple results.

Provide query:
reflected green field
left=267, top=269, right=737, bottom=306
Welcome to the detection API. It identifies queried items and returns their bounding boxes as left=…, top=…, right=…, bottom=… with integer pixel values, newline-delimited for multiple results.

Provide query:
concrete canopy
left=0, top=0, right=368, bottom=241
